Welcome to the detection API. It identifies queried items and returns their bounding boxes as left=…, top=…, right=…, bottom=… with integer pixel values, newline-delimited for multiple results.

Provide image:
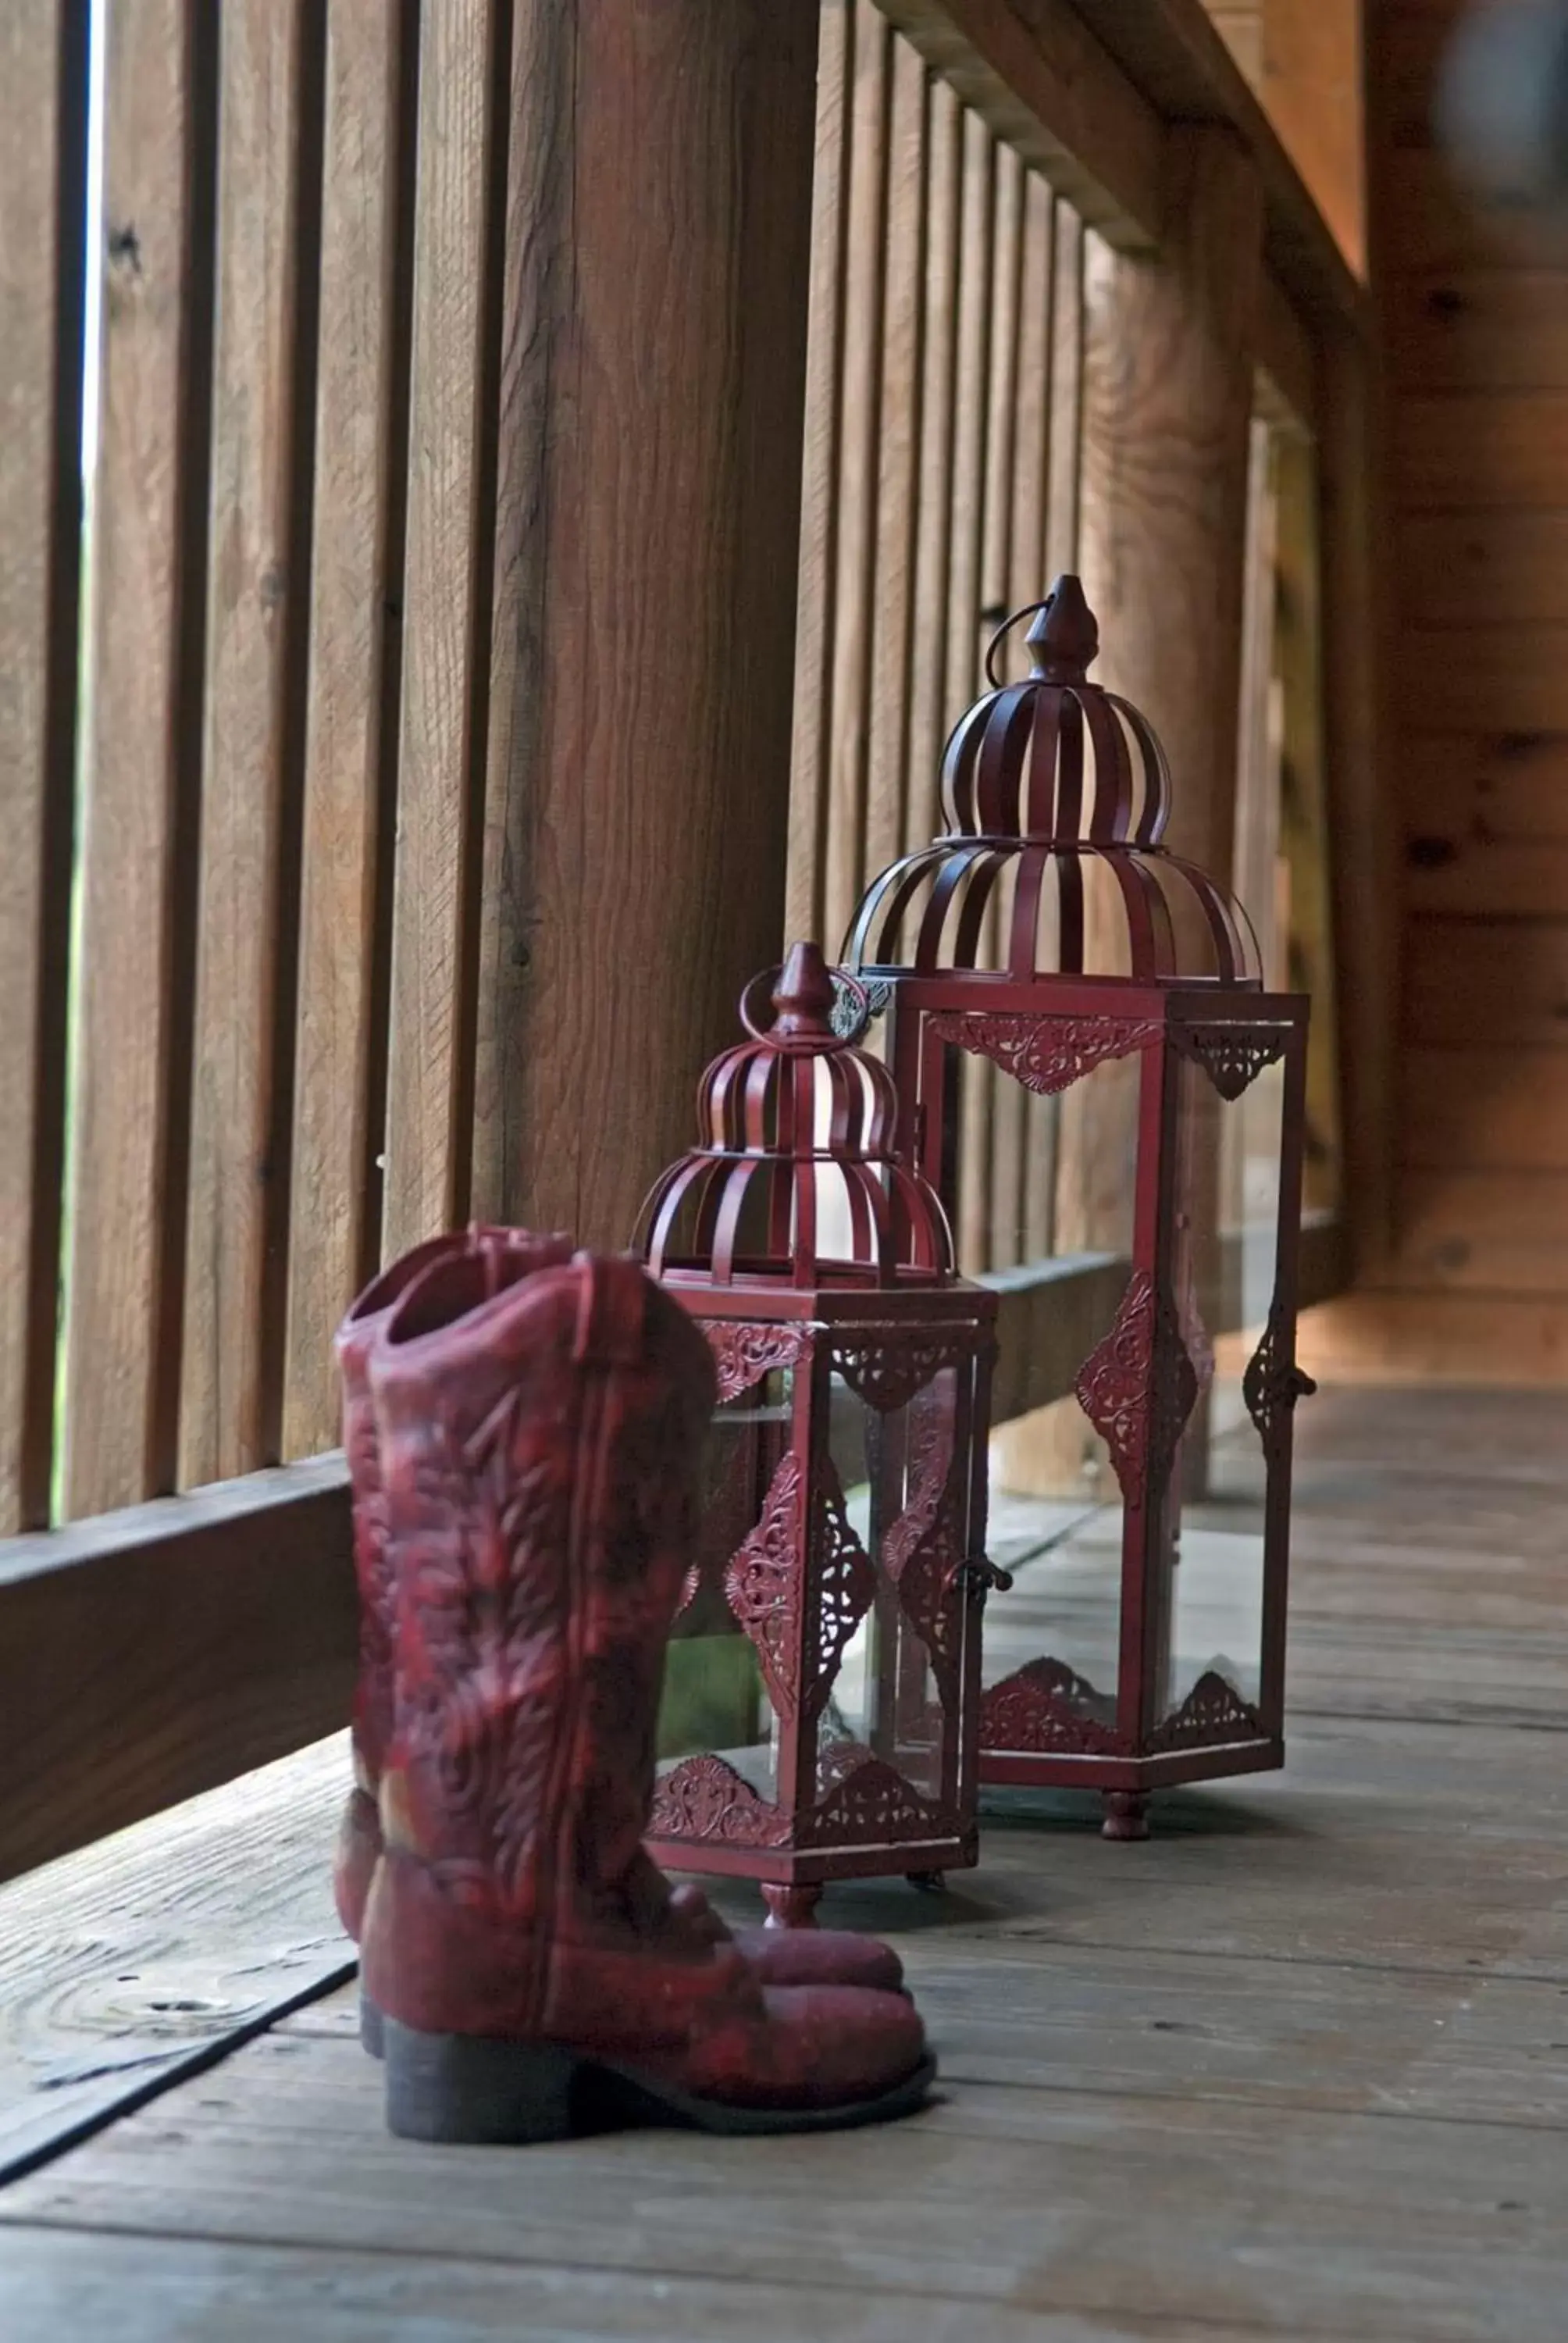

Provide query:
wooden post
left=472, top=2, right=820, bottom=1247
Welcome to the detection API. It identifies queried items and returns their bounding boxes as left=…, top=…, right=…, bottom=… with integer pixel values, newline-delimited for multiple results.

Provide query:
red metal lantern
left=634, top=942, right=1001, bottom=1927
left=843, top=577, right=1314, bottom=1840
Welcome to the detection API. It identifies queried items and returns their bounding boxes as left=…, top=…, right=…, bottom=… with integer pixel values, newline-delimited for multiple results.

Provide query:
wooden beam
left=1056, top=0, right=1368, bottom=334
left=875, top=0, right=1164, bottom=248
left=1256, top=268, right=1317, bottom=433
left=0, top=1458, right=355, bottom=1883
left=472, top=1, right=820, bottom=1246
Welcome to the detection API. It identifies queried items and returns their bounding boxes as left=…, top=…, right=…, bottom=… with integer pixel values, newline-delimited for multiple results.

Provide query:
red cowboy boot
left=333, top=1226, right=572, bottom=1950
left=360, top=1250, right=933, bottom=2140
left=340, top=1237, right=910, bottom=2037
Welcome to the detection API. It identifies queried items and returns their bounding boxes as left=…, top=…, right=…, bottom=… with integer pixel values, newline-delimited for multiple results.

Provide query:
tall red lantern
left=843, top=578, right=1315, bottom=1840
left=635, top=943, right=1002, bottom=1927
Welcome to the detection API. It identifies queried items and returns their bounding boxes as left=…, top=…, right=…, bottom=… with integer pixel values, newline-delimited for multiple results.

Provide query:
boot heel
left=382, top=2017, right=583, bottom=2145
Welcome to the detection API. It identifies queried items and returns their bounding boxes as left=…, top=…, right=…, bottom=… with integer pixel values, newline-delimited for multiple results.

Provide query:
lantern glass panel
left=654, top=1366, right=793, bottom=1802
left=1156, top=1047, right=1287, bottom=1726
left=978, top=1044, right=1140, bottom=1735
left=822, top=1365, right=953, bottom=1808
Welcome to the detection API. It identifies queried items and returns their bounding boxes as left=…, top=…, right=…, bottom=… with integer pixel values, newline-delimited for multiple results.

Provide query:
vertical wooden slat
left=1045, top=203, right=1085, bottom=585
left=862, top=35, right=927, bottom=899
left=982, top=144, right=1025, bottom=1272
left=904, top=75, right=963, bottom=854
left=785, top=0, right=853, bottom=950
left=282, top=0, right=407, bottom=1458
left=0, top=2, right=87, bottom=1531
left=948, top=114, right=995, bottom=1277
left=1008, top=167, right=1056, bottom=1268
left=63, top=0, right=201, bottom=1519
left=380, top=0, right=503, bottom=1261
left=179, top=0, right=316, bottom=1487
left=821, top=0, right=892, bottom=957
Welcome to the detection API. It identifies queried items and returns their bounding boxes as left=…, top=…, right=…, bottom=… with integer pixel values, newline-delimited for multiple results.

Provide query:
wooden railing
left=0, top=0, right=1388, bottom=1879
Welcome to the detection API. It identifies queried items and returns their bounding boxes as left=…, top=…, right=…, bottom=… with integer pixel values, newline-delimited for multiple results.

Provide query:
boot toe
left=736, top=1925, right=905, bottom=1995
left=682, top=1982, right=929, bottom=2113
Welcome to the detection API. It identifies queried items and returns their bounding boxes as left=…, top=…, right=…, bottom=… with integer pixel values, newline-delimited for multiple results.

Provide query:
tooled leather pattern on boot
left=362, top=1257, right=777, bottom=2056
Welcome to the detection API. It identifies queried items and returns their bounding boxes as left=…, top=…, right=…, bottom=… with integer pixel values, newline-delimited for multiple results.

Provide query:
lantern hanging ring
left=738, top=961, right=868, bottom=1053
left=982, top=598, right=1053, bottom=690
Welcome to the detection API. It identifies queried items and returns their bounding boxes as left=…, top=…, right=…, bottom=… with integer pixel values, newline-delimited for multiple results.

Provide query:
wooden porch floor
left=3, top=1386, right=1566, bottom=2341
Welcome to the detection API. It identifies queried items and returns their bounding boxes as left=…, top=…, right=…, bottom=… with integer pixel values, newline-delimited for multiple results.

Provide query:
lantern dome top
left=843, top=576, right=1261, bottom=987
left=635, top=941, right=954, bottom=1291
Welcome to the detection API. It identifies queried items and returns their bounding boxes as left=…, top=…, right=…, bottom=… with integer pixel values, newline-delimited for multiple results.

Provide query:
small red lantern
left=635, top=942, right=1002, bottom=1927
left=843, top=578, right=1314, bottom=1840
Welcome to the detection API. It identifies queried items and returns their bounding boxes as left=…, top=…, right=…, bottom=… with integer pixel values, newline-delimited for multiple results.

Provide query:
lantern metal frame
left=634, top=944, right=1001, bottom=1924
left=843, top=580, right=1315, bottom=1838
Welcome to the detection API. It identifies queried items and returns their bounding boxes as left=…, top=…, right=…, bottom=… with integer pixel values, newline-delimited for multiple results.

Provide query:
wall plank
left=1396, top=628, right=1568, bottom=735
left=1395, top=394, right=1568, bottom=511
left=1403, top=916, right=1568, bottom=1050
left=283, top=0, right=407, bottom=1458
left=1400, top=1046, right=1568, bottom=1172
left=1398, top=514, right=1568, bottom=628
left=904, top=73, right=963, bottom=854
left=1390, top=1170, right=1568, bottom=1294
left=1388, top=273, right=1568, bottom=394
left=0, top=2, right=87, bottom=1528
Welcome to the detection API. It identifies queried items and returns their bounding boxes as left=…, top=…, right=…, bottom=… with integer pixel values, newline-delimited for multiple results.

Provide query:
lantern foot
left=906, top=1870, right=946, bottom=1895
left=761, top=1882, right=823, bottom=1931
left=1101, top=1790, right=1150, bottom=1842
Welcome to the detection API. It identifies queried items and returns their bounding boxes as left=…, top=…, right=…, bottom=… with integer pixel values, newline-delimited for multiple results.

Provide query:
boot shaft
left=372, top=1254, right=717, bottom=1965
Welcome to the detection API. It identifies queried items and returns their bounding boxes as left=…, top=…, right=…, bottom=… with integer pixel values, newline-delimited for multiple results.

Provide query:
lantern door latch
left=954, top=1553, right=1013, bottom=1600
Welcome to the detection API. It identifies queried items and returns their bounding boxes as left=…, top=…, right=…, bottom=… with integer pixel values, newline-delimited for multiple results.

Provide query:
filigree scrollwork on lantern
left=927, top=1010, right=1162, bottom=1096
left=830, top=1335, right=967, bottom=1415
left=1074, top=1269, right=1199, bottom=1507
left=1171, top=1023, right=1288, bottom=1102
left=1146, top=1669, right=1263, bottom=1753
left=978, top=1658, right=1124, bottom=1754
left=706, top=1319, right=808, bottom=1406
left=722, top=1450, right=804, bottom=1718
left=1242, top=1296, right=1317, bottom=1464
left=803, top=1457, right=879, bottom=1722
left=649, top=1753, right=793, bottom=1846
left=800, top=1746, right=951, bottom=1848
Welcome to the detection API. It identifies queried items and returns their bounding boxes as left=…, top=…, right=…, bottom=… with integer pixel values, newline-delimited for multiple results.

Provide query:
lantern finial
left=1026, top=573, right=1099, bottom=685
left=772, top=941, right=837, bottom=1041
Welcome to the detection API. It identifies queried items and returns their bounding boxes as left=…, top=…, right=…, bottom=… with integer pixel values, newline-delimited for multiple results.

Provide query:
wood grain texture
left=478, top=2, right=818, bottom=1243
left=1298, top=1289, right=1568, bottom=1382
left=0, top=1, right=87, bottom=1530
left=863, top=30, right=928, bottom=895
left=1398, top=514, right=1568, bottom=628
left=875, top=0, right=1164, bottom=249
left=1378, top=149, right=1568, bottom=276
left=784, top=0, right=853, bottom=950
left=1400, top=1045, right=1568, bottom=1171
left=62, top=0, right=197, bottom=1519
left=380, top=0, right=499, bottom=1258
left=1395, top=394, right=1568, bottom=511
left=1318, top=319, right=1397, bottom=1275
left=947, top=111, right=994, bottom=1273
left=0, top=1735, right=348, bottom=2183
left=12, top=1390, right=1568, bottom=2336
left=1403, top=915, right=1568, bottom=1049
left=1388, top=272, right=1568, bottom=393
left=821, top=1, right=892, bottom=954
left=283, top=0, right=407, bottom=1457
left=1397, top=628, right=1568, bottom=737
left=0, top=1457, right=354, bottom=1882
left=1390, top=1169, right=1568, bottom=1294
left=903, top=73, right=963, bottom=854
left=179, top=0, right=310, bottom=1486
